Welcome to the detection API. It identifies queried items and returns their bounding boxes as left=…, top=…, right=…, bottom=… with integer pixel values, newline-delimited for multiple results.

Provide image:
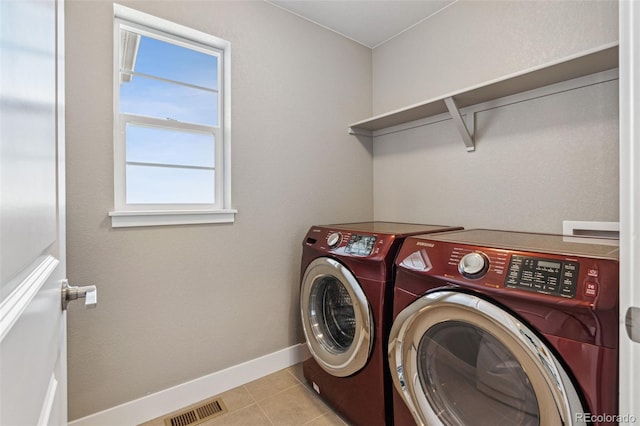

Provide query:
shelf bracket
left=444, top=97, right=475, bottom=152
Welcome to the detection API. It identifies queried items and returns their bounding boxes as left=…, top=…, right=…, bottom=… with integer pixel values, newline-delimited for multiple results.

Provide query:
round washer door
left=300, top=257, right=373, bottom=377
left=388, top=291, right=586, bottom=426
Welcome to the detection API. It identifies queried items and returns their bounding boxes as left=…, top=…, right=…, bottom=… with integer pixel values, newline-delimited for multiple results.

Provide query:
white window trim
left=109, top=209, right=237, bottom=228
left=110, top=4, right=234, bottom=227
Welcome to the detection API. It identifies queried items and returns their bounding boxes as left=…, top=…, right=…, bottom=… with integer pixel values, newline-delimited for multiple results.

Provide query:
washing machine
left=300, top=222, right=462, bottom=426
left=388, top=229, right=619, bottom=426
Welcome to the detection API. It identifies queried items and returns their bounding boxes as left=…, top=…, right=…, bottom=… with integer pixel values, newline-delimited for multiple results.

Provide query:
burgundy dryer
left=389, top=229, right=619, bottom=426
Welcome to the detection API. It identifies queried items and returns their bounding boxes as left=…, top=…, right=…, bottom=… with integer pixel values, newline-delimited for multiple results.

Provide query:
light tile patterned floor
left=139, top=364, right=349, bottom=426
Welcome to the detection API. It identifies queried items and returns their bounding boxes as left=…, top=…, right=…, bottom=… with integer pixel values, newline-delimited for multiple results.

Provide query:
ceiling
left=268, top=0, right=457, bottom=49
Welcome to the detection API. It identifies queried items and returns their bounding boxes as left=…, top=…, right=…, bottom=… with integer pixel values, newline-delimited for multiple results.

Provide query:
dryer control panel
left=445, top=247, right=587, bottom=300
left=505, top=255, right=579, bottom=298
left=395, top=230, right=619, bottom=305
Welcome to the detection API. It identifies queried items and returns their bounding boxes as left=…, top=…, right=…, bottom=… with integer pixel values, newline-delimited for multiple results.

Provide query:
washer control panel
left=344, top=234, right=377, bottom=256
left=505, top=255, right=579, bottom=298
left=307, top=227, right=384, bottom=257
left=324, top=232, right=377, bottom=255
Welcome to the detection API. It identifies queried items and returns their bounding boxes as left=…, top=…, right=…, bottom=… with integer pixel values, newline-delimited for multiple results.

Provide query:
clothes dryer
left=300, top=222, right=462, bottom=426
left=389, top=229, right=619, bottom=426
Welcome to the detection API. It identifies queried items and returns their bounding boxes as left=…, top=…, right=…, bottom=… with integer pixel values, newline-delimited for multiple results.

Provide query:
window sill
left=109, top=209, right=237, bottom=228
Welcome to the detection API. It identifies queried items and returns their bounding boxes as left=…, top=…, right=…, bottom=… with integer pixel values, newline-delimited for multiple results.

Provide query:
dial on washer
left=458, top=252, right=489, bottom=279
left=327, top=232, right=342, bottom=249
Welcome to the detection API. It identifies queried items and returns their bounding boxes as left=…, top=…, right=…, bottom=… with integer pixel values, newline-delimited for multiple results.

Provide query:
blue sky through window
left=126, top=165, right=215, bottom=204
left=126, top=125, right=215, bottom=168
left=120, top=32, right=219, bottom=126
left=120, top=30, right=219, bottom=205
left=121, top=76, right=218, bottom=126
left=134, top=35, right=218, bottom=90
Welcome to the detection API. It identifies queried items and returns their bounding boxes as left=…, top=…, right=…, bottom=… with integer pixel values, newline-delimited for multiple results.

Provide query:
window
left=110, top=5, right=234, bottom=227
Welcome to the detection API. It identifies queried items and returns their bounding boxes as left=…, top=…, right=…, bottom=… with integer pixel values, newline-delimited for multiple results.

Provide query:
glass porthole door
left=388, top=291, right=586, bottom=426
left=300, top=257, right=373, bottom=377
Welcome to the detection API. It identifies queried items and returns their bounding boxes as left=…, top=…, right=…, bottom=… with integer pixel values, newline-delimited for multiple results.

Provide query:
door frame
left=56, top=0, right=68, bottom=422
left=618, top=0, right=639, bottom=422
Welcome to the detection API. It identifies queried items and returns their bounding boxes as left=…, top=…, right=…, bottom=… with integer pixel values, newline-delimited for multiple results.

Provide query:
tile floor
left=139, top=364, right=349, bottom=426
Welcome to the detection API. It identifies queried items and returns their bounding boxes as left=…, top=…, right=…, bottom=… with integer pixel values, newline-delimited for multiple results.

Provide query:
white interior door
left=1, top=0, right=68, bottom=424
left=619, top=0, right=640, bottom=423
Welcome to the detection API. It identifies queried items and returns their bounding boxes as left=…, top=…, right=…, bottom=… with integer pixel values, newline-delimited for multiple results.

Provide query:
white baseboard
left=69, top=343, right=311, bottom=426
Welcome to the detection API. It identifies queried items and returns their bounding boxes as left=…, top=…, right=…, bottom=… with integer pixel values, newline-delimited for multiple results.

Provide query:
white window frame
left=110, top=4, right=235, bottom=227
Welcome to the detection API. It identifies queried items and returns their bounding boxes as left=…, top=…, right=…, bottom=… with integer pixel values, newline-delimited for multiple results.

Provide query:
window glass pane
left=121, top=30, right=218, bottom=90
left=126, top=165, right=214, bottom=204
left=126, top=125, right=214, bottom=168
left=120, top=75, right=218, bottom=126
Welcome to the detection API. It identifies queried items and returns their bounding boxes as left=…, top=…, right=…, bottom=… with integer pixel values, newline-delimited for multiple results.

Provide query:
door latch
left=625, top=306, right=640, bottom=344
left=62, top=279, right=97, bottom=310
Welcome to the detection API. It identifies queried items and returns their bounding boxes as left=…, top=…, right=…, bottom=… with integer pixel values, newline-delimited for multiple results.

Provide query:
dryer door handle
left=625, top=306, right=640, bottom=343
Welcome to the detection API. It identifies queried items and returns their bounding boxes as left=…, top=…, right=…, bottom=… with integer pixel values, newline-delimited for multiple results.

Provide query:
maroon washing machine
left=300, top=222, right=462, bottom=426
left=389, top=229, right=619, bottom=426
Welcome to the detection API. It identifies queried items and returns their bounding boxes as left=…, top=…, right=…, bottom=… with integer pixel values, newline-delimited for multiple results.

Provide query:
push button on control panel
left=584, top=281, right=598, bottom=297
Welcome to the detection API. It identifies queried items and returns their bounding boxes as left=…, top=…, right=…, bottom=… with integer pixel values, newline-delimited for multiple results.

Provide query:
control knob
left=327, top=232, right=342, bottom=249
left=458, top=252, right=489, bottom=279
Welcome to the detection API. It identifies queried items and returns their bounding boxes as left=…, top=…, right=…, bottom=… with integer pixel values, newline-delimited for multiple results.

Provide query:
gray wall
left=372, top=0, right=619, bottom=114
left=65, top=1, right=372, bottom=420
left=372, top=0, right=619, bottom=233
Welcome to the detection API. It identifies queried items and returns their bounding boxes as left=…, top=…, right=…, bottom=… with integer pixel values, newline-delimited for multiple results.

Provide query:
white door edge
left=37, top=373, right=59, bottom=426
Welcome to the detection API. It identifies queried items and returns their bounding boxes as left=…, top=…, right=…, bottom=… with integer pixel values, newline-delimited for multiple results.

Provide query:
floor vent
left=164, top=398, right=227, bottom=426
